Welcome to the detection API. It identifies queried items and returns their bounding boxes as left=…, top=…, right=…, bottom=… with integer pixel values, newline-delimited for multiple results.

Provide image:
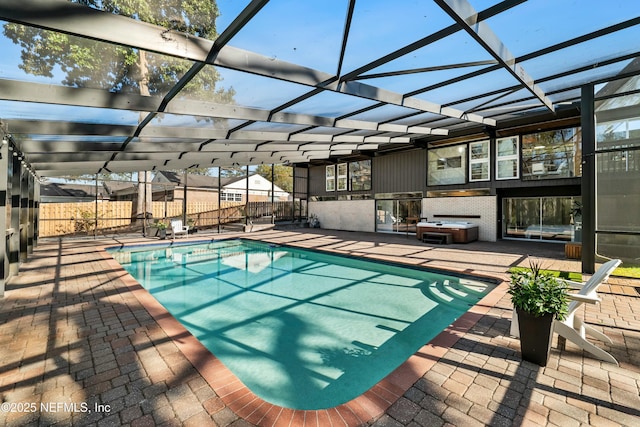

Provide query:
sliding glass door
left=503, top=196, right=580, bottom=242
left=376, top=199, right=421, bottom=234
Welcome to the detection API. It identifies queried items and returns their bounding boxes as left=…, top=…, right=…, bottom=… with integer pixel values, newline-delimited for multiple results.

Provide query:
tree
left=4, top=1, right=233, bottom=101
left=255, top=164, right=293, bottom=193
left=4, top=0, right=235, bottom=220
left=220, top=165, right=247, bottom=178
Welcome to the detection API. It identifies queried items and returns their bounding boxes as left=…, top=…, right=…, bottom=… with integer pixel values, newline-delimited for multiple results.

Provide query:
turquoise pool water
left=109, top=239, right=496, bottom=410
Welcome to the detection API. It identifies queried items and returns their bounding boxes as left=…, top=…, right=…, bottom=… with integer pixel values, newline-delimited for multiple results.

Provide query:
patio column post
left=271, top=164, right=275, bottom=222
left=94, top=173, right=99, bottom=238
left=19, top=166, right=28, bottom=262
left=581, top=83, right=596, bottom=274
left=33, top=178, right=39, bottom=247
left=27, top=172, right=34, bottom=255
left=217, top=167, right=221, bottom=233
left=245, top=164, right=249, bottom=226
left=182, top=169, right=188, bottom=225
left=291, top=165, right=296, bottom=221
left=9, top=153, right=20, bottom=276
left=0, top=137, right=8, bottom=296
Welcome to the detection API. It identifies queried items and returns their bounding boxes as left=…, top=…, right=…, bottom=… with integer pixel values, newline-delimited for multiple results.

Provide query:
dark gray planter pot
left=516, top=309, right=554, bottom=366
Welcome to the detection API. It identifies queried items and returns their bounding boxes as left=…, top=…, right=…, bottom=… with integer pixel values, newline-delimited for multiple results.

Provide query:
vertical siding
left=308, top=165, right=329, bottom=196
left=307, top=149, right=428, bottom=197
left=293, top=167, right=308, bottom=196
left=373, top=149, right=426, bottom=194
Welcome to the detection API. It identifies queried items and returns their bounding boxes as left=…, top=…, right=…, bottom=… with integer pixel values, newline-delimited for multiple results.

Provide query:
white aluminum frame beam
left=0, top=0, right=492, bottom=125
left=0, top=80, right=447, bottom=138
left=434, top=0, right=554, bottom=111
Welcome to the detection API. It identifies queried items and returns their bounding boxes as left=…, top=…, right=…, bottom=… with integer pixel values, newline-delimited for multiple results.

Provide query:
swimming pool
left=109, top=239, right=496, bottom=410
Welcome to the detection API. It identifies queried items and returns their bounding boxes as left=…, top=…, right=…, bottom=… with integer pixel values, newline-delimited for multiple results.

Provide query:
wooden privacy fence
left=39, top=200, right=303, bottom=237
left=38, top=201, right=242, bottom=237
left=40, top=201, right=132, bottom=236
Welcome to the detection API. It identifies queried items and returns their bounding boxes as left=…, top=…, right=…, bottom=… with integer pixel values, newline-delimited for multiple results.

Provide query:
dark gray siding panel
left=293, top=166, right=308, bottom=196
left=373, top=149, right=426, bottom=194
left=309, top=165, right=328, bottom=196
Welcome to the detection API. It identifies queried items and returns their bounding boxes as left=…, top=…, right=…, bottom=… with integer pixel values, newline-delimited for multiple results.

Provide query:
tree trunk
left=131, top=50, right=153, bottom=225
left=132, top=171, right=153, bottom=221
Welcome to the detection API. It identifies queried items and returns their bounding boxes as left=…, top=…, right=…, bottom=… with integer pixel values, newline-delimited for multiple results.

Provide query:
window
left=597, top=117, right=640, bottom=147
left=469, top=140, right=490, bottom=181
left=325, top=165, right=335, bottom=192
left=337, top=163, right=348, bottom=191
left=428, top=144, right=467, bottom=185
left=521, top=128, right=581, bottom=180
left=496, top=136, right=519, bottom=180
left=221, top=192, right=242, bottom=201
left=327, top=161, right=372, bottom=192
left=349, top=160, right=371, bottom=191
left=503, top=196, right=580, bottom=242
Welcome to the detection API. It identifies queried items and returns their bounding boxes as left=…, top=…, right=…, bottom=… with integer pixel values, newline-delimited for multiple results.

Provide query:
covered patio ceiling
left=0, top=0, right=639, bottom=177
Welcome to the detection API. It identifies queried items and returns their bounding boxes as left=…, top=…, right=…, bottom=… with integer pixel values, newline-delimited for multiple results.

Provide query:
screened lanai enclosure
left=36, top=166, right=307, bottom=238
left=2, top=0, right=640, bottom=291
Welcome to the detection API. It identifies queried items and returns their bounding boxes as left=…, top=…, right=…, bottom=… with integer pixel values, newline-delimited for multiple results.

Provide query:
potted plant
left=155, top=221, right=168, bottom=239
left=307, top=213, right=320, bottom=228
left=508, top=259, right=569, bottom=366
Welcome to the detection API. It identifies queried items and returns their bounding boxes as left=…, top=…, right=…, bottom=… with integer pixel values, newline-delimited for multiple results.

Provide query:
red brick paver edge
left=100, top=243, right=507, bottom=426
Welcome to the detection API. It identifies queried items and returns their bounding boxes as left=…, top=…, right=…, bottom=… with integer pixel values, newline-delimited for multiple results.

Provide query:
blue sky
left=0, top=1, right=636, bottom=121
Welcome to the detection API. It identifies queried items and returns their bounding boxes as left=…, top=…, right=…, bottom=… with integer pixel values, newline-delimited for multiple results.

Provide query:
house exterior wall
left=309, top=196, right=497, bottom=241
left=372, top=149, right=426, bottom=194
left=308, top=151, right=426, bottom=198
left=173, top=188, right=219, bottom=204
left=308, top=166, right=329, bottom=197
left=309, top=200, right=375, bottom=232
left=422, top=196, right=497, bottom=242
left=306, top=120, right=586, bottom=243
left=223, top=175, right=289, bottom=201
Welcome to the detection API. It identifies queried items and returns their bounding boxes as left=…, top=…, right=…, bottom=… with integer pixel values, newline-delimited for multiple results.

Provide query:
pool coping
left=100, top=238, right=508, bottom=426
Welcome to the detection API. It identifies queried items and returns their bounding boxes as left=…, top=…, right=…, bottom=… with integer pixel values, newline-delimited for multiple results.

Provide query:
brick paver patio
left=1, top=229, right=638, bottom=426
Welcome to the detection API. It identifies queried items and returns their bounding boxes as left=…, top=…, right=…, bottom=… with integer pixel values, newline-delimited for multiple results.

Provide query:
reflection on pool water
left=108, top=239, right=496, bottom=410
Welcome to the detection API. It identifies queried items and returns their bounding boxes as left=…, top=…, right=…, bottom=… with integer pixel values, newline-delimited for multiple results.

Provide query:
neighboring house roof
left=155, top=171, right=227, bottom=189
left=222, top=175, right=247, bottom=187
left=40, top=182, right=104, bottom=199
left=154, top=171, right=288, bottom=193
left=103, top=180, right=137, bottom=195
left=39, top=173, right=288, bottom=202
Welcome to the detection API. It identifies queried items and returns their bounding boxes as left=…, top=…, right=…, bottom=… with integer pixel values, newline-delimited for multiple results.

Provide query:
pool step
left=424, top=280, right=479, bottom=308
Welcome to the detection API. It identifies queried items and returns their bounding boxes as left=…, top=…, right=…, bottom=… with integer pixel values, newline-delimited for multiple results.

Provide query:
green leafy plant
left=155, top=221, right=167, bottom=230
left=73, top=209, right=97, bottom=233
left=508, top=258, right=570, bottom=321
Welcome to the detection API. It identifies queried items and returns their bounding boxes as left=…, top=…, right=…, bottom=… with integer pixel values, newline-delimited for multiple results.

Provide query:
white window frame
left=469, top=140, right=490, bottom=182
left=496, top=136, right=520, bottom=180
left=221, top=192, right=243, bottom=201
left=325, top=165, right=335, bottom=192
left=337, top=163, right=348, bottom=191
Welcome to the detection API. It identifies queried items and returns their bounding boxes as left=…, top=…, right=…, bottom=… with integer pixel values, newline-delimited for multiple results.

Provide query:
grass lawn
left=509, top=264, right=640, bottom=280
left=613, top=265, right=640, bottom=279
left=508, top=267, right=582, bottom=281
